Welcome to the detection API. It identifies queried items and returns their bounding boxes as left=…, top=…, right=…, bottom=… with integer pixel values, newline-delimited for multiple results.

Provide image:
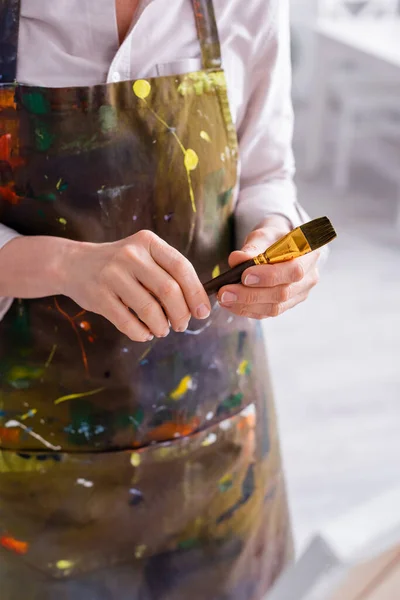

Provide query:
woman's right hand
left=60, top=230, right=211, bottom=342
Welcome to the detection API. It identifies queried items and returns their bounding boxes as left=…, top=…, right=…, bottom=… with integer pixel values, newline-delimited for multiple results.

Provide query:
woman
left=0, top=0, right=320, bottom=598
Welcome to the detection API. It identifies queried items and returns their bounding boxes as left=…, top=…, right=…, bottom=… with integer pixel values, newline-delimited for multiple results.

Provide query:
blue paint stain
left=216, top=464, right=255, bottom=524
left=129, top=488, right=144, bottom=506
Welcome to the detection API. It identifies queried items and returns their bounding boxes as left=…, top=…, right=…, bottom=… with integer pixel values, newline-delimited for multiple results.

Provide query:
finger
left=112, top=270, right=171, bottom=338
left=229, top=226, right=287, bottom=268
left=97, top=293, right=154, bottom=342
left=219, top=267, right=319, bottom=308
left=136, top=265, right=192, bottom=333
left=242, top=252, right=319, bottom=288
left=148, top=233, right=211, bottom=320
left=218, top=283, right=292, bottom=307
left=223, top=293, right=309, bottom=320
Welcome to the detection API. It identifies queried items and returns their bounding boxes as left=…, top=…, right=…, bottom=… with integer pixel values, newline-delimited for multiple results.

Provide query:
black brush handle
left=204, top=259, right=255, bottom=296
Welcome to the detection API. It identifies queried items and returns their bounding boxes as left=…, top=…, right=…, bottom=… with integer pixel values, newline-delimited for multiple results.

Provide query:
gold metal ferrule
left=254, top=228, right=312, bottom=265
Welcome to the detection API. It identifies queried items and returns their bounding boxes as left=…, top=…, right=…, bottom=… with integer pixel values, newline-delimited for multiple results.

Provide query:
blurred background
left=267, top=0, right=400, bottom=554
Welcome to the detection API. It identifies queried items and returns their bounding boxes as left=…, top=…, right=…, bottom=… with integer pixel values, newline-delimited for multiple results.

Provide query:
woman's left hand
left=218, top=216, right=320, bottom=319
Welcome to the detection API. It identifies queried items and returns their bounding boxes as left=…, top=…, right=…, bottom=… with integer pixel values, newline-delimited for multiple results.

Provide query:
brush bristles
left=300, top=217, right=336, bottom=251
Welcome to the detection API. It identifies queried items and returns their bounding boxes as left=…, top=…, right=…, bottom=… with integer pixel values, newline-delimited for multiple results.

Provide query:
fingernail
left=196, top=304, right=210, bottom=319
left=176, top=321, right=190, bottom=332
left=245, top=274, right=260, bottom=286
left=220, top=292, right=237, bottom=304
left=146, top=334, right=154, bottom=341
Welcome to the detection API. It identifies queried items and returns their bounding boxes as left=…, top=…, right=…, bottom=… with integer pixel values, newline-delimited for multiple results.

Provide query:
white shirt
left=0, top=0, right=307, bottom=318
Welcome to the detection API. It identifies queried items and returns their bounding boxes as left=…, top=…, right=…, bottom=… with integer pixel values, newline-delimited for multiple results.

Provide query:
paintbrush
left=203, top=216, right=337, bottom=296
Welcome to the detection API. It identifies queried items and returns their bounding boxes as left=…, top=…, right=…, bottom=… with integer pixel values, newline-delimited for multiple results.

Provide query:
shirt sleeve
left=0, top=224, right=21, bottom=320
left=234, top=0, right=308, bottom=247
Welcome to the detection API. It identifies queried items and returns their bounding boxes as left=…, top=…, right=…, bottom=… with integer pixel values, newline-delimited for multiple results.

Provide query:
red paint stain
left=88, top=336, right=95, bottom=343
left=0, top=536, right=28, bottom=555
left=0, top=134, right=11, bottom=161
left=0, top=427, right=20, bottom=443
left=193, top=0, right=204, bottom=19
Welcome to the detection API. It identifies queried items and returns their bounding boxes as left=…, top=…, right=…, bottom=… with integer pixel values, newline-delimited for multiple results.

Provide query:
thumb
left=229, top=227, right=279, bottom=268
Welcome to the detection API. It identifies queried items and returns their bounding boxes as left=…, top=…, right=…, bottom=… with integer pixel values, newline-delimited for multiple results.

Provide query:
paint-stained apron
left=0, top=1, right=293, bottom=598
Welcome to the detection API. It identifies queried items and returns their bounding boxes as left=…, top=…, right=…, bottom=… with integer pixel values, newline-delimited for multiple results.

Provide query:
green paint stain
left=22, top=92, right=50, bottom=115
left=11, top=301, right=31, bottom=348
left=34, top=123, right=55, bottom=152
left=218, top=475, right=233, bottom=493
left=178, top=538, right=198, bottom=550
left=217, top=393, right=244, bottom=417
left=99, top=105, right=118, bottom=134
left=37, top=193, right=56, bottom=202
left=7, top=365, right=44, bottom=389
left=218, top=188, right=233, bottom=208
left=37, top=209, right=45, bottom=219
left=129, top=408, right=144, bottom=430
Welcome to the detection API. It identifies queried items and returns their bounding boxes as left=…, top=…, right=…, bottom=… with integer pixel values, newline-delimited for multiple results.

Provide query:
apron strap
left=191, top=0, right=222, bottom=70
left=0, top=0, right=21, bottom=84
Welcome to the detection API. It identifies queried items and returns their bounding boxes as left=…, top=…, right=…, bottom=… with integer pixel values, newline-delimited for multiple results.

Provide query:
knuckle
left=160, top=278, right=181, bottom=299
left=269, top=303, right=282, bottom=318
left=264, top=271, right=278, bottom=287
left=138, top=300, right=158, bottom=321
left=119, top=244, right=139, bottom=263
left=278, top=285, right=291, bottom=303
left=246, top=290, right=259, bottom=305
left=135, top=229, right=155, bottom=244
left=171, top=253, right=191, bottom=278
left=293, top=263, right=305, bottom=282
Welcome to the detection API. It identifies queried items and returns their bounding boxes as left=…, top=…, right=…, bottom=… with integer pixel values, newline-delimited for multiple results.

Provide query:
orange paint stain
left=134, top=418, right=200, bottom=446
left=0, top=90, right=17, bottom=110
left=0, top=536, right=28, bottom=555
left=0, top=185, right=19, bottom=205
left=0, top=427, right=20, bottom=443
left=79, top=321, right=91, bottom=332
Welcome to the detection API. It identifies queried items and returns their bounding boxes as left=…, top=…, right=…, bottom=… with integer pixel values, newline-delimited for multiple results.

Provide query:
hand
left=218, top=217, right=320, bottom=319
left=61, top=230, right=211, bottom=341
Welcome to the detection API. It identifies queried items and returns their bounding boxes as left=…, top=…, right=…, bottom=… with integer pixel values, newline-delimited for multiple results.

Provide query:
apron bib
left=0, top=1, right=293, bottom=597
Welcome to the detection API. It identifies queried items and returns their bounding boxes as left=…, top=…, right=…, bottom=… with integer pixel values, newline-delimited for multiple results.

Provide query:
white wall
left=290, top=0, right=319, bottom=102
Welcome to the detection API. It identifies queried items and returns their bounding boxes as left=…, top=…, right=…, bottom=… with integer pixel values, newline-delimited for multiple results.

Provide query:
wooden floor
left=265, top=112, right=400, bottom=554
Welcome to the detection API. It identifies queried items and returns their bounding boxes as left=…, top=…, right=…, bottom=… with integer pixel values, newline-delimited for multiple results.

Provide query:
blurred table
left=305, top=18, right=400, bottom=175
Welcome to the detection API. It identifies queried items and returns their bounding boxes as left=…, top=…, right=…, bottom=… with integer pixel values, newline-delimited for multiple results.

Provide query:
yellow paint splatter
left=135, top=544, right=146, bottom=559
left=184, top=149, right=199, bottom=171
left=130, top=452, right=141, bottom=468
left=202, top=432, right=217, bottom=446
left=45, top=344, right=57, bottom=368
left=56, top=178, right=62, bottom=190
left=20, top=408, right=37, bottom=421
left=58, top=217, right=67, bottom=226
left=212, top=265, right=220, bottom=279
left=200, top=130, right=211, bottom=143
left=56, top=560, right=74, bottom=570
left=237, top=360, right=250, bottom=376
left=133, top=80, right=151, bottom=100
left=170, top=375, right=193, bottom=401
left=54, top=387, right=104, bottom=406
